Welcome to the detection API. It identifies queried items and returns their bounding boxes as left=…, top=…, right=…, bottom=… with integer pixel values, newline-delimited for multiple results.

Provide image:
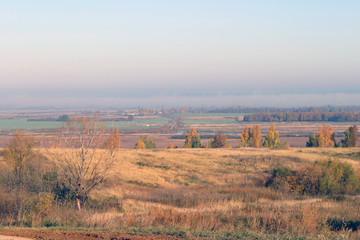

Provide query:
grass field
left=0, top=118, right=60, bottom=130
left=0, top=118, right=170, bottom=131
left=1, top=147, right=357, bottom=239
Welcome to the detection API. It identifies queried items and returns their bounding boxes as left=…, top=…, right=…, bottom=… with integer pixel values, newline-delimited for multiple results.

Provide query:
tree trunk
left=76, top=197, right=82, bottom=211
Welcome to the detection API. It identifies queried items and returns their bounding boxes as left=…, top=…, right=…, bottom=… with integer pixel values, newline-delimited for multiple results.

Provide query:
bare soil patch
left=0, top=229, right=178, bottom=240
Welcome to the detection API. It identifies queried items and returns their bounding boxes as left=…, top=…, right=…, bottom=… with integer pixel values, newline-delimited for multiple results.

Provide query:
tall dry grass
left=2, top=147, right=360, bottom=238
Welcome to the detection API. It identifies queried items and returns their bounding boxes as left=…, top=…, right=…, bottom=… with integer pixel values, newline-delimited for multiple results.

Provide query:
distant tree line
left=209, top=106, right=360, bottom=114
left=243, top=112, right=360, bottom=122
left=136, top=106, right=360, bottom=116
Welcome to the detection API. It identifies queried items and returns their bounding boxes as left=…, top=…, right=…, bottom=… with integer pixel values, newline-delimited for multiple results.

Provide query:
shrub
left=271, top=141, right=290, bottom=150
left=317, top=159, right=359, bottom=194
left=135, top=135, right=156, bottom=149
left=266, top=159, right=359, bottom=195
left=327, top=218, right=360, bottom=231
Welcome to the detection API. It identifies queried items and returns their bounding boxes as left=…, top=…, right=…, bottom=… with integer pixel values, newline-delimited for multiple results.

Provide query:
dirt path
left=0, top=230, right=179, bottom=240
left=0, top=235, right=32, bottom=240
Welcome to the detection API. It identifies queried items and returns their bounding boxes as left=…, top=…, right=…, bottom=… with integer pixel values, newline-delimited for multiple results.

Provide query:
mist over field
left=1, top=90, right=360, bottom=108
left=0, top=1, right=359, bottom=108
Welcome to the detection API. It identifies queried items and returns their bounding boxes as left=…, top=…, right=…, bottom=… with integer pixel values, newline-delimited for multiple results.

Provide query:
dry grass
left=4, top=147, right=360, bottom=238
left=75, top=148, right=360, bottom=238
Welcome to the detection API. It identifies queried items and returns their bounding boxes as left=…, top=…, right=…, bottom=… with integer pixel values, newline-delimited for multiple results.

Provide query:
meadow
left=1, top=147, right=360, bottom=239
left=0, top=118, right=170, bottom=131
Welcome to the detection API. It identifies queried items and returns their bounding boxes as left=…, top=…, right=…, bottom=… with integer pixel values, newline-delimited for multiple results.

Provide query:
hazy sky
left=0, top=0, right=359, bottom=107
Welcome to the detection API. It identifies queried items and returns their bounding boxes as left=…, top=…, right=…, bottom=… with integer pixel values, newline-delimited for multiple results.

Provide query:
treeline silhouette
left=137, top=106, right=360, bottom=116
left=243, top=112, right=360, bottom=122
left=209, top=106, right=360, bottom=114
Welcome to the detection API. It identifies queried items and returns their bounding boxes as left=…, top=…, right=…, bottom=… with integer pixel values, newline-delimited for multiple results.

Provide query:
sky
left=0, top=0, right=359, bottom=108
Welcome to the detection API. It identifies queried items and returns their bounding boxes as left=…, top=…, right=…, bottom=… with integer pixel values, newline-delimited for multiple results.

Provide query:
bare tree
left=4, top=130, right=37, bottom=186
left=49, top=117, right=118, bottom=211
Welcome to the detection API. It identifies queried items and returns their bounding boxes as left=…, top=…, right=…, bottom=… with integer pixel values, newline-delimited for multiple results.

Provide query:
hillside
left=2, top=148, right=360, bottom=239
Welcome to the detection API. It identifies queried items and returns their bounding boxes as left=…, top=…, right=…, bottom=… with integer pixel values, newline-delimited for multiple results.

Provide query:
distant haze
left=0, top=1, right=359, bottom=108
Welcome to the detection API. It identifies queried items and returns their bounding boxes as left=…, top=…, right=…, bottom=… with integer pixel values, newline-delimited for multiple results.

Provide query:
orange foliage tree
left=307, top=125, right=335, bottom=147
left=251, top=125, right=262, bottom=148
left=135, top=140, right=145, bottom=149
left=104, top=129, right=121, bottom=153
left=239, top=126, right=251, bottom=147
left=263, top=124, right=279, bottom=148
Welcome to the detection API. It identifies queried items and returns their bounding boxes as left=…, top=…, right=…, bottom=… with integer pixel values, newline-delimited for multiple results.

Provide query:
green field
left=0, top=118, right=171, bottom=130
left=0, top=118, right=59, bottom=130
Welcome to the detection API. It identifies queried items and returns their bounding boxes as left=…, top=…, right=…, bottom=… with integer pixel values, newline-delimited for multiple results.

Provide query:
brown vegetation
left=239, top=125, right=251, bottom=147
left=307, top=125, right=336, bottom=147
left=251, top=125, right=262, bottom=148
left=263, top=124, right=280, bottom=148
left=2, top=145, right=360, bottom=238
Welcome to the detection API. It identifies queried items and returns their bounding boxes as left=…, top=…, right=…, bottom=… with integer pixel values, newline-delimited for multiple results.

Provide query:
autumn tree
left=4, top=131, right=37, bottom=186
left=263, top=124, right=280, bottom=148
left=49, top=117, right=118, bottom=211
left=306, top=125, right=335, bottom=147
left=183, top=128, right=201, bottom=148
left=135, top=139, right=145, bottom=149
left=239, top=125, right=251, bottom=147
left=341, top=125, right=358, bottom=147
left=251, top=125, right=262, bottom=148
left=135, top=135, right=156, bottom=149
left=208, top=133, right=230, bottom=148
left=104, top=129, right=121, bottom=153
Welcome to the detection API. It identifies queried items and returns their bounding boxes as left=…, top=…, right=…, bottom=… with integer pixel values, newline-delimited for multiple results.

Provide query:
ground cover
left=2, top=148, right=360, bottom=239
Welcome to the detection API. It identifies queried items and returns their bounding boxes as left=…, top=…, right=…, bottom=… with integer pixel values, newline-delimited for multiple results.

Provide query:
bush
left=271, top=141, right=290, bottom=150
left=317, top=159, right=359, bottom=194
left=135, top=135, right=156, bottom=149
left=266, top=159, right=359, bottom=195
left=327, top=218, right=360, bottom=231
